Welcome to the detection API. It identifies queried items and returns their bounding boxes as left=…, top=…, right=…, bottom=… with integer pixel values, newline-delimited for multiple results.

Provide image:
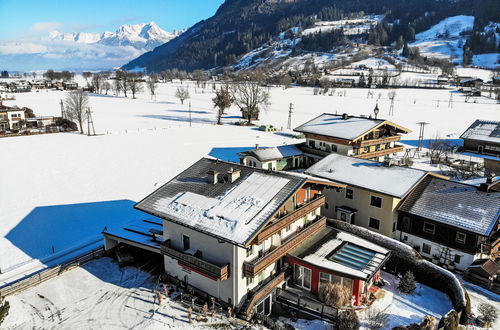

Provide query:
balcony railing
left=355, top=145, right=404, bottom=159
left=243, top=217, right=326, bottom=277
left=160, top=240, right=230, bottom=280
left=239, top=271, right=286, bottom=320
left=254, top=195, right=325, bottom=244
left=355, top=135, right=402, bottom=147
left=300, top=145, right=331, bottom=157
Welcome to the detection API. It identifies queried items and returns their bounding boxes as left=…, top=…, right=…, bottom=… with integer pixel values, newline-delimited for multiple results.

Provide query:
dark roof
left=399, top=176, right=500, bottom=236
left=135, top=158, right=306, bottom=246
left=460, top=120, right=500, bottom=144
left=468, top=259, right=500, bottom=276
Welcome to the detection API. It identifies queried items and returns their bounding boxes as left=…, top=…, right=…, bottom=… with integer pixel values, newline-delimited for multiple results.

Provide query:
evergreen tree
left=402, top=42, right=410, bottom=57
left=398, top=271, right=417, bottom=294
left=0, top=293, right=10, bottom=325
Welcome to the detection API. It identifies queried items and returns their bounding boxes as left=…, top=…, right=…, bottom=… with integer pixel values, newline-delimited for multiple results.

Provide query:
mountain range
left=0, top=22, right=182, bottom=71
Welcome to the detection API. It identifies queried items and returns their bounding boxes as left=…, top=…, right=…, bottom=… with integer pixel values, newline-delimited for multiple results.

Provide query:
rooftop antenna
left=416, top=122, right=429, bottom=151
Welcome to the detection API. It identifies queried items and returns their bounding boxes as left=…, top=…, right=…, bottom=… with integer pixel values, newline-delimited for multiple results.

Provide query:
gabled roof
left=460, top=120, right=500, bottom=144
left=468, top=259, right=500, bottom=276
left=289, top=226, right=390, bottom=281
left=399, top=176, right=500, bottom=236
left=293, top=113, right=411, bottom=142
left=135, top=158, right=315, bottom=246
left=239, top=144, right=303, bottom=162
left=305, top=153, right=428, bottom=198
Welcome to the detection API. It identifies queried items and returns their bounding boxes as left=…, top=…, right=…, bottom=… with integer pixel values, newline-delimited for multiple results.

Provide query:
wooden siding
left=243, top=217, right=327, bottom=277
left=355, top=146, right=404, bottom=159
left=355, top=135, right=402, bottom=147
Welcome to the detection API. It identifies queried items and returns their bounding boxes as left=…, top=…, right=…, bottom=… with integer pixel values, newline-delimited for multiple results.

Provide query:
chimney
left=255, top=144, right=259, bottom=150
left=342, top=113, right=349, bottom=120
left=228, top=167, right=241, bottom=183
left=207, top=170, right=219, bottom=184
left=478, top=175, right=496, bottom=192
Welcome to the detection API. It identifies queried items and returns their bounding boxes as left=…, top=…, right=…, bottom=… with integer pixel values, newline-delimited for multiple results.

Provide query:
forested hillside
left=123, top=0, right=499, bottom=72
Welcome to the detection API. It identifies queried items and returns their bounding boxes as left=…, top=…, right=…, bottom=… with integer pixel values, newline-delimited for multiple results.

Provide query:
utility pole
left=389, top=98, right=395, bottom=116
left=86, top=107, right=96, bottom=136
left=417, top=122, right=429, bottom=151
left=60, top=99, right=65, bottom=119
left=448, top=92, right=453, bottom=108
left=189, top=102, right=192, bottom=127
left=287, top=102, right=293, bottom=129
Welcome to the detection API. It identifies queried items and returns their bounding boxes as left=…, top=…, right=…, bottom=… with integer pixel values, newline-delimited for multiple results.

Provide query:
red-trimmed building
left=285, top=226, right=390, bottom=306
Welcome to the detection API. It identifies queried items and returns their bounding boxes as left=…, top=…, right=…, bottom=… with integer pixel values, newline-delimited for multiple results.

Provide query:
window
left=182, top=234, right=190, bottom=251
left=268, top=163, right=273, bottom=170
left=454, top=255, right=461, bottom=264
left=370, top=196, right=382, bottom=208
left=246, top=276, right=254, bottom=286
left=324, top=202, right=329, bottom=209
left=294, top=264, right=311, bottom=289
left=364, top=146, right=370, bottom=153
left=345, top=188, right=353, bottom=199
left=392, top=222, right=396, bottom=232
left=403, top=235, right=408, bottom=241
left=258, top=272, right=264, bottom=285
left=455, top=232, right=466, bottom=244
left=340, top=213, right=347, bottom=221
left=246, top=246, right=253, bottom=257
left=423, top=222, right=435, bottom=235
left=369, top=217, right=380, bottom=230
left=309, top=140, right=315, bottom=148
left=285, top=224, right=291, bottom=232
left=422, top=243, right=431, bottom=254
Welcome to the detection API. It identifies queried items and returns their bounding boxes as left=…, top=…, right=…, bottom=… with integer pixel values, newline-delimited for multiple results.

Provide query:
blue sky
left=0, top=0, right=225, bottom=41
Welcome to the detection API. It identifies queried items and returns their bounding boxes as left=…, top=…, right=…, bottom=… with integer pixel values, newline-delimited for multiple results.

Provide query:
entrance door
left=183, top=234, right=190, bottom=251
left=294, top=264, right=311, bottom=290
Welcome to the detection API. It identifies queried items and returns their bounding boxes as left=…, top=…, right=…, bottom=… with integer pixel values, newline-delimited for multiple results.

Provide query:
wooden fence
left=0, top=247, right=105, bottom=297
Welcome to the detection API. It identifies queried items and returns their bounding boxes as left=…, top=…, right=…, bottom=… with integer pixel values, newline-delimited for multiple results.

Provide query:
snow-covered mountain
left=47, top=22, right=180, bottom=51
left=0, top=22, right=183, bottom=71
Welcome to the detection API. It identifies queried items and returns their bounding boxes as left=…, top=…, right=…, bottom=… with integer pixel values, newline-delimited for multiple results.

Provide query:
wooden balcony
left=243, top=217, right=326, bottom=278
left=160, top=240, right=229, bottom=281
left=239, top=271, right=286, bottom=320
left=355, top=135, right=402, bottom=147
left=254, top=195, right=325, bottom=244
left=355, top=145, right=404, bottom=159
left=300, top=145, right=331, bottom=157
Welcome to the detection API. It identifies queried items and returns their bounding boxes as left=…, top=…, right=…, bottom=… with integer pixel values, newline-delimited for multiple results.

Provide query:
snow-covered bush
left=0, top=293, right=9, bottom=325
left=366, top=308, right=389, bottom=330
left=337, top=310, right=360, bottom=330
left=318, top=283, right=350, bottom=307
left=478, top=303, right=498, bottom=328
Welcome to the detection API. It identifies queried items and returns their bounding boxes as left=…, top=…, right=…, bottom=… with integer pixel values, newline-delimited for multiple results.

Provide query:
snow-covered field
left=2, top=257, right=237, bottom=329
left=0, top=77, right=499, bottom=282
left=359, top=272, right=453, bottom=329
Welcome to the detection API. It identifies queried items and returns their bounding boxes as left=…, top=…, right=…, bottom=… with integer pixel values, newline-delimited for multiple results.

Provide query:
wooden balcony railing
left=300, top=145, right=331, bottom=157
left=355, top=135, right=402, bottom=147
left=160, top=240, right=230, bottom=280
left=254, top=195, right=325, bottom=244
left=355, top=145, right=404, bottom=159
left=243, top=217, right=326, bottom=277
left=239, top=271, right=286, bottom=320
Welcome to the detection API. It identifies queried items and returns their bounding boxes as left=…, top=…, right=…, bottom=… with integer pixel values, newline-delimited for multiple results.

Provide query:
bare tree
left=231, top=80, right=270, bottom=125
left=427, top=137, right=451, bottom=164
left=112, top=76, right=121, bottom=96
left=175, top=87, right=190, bottom=104
left=127, top=73, right=143, bottom=99
left=103, top=81, right=111, bottom=95
left=192, top=69, right=206, bottom=87
left=82, top=71, right=92, bottom=88
left=64, top=90, right=88, bottom=134
left=31, top=72, right=36, bottom=80
left=478, top=303, right=498, bottom=328
left=366, top=309, right=389, bottom=330
left=213, top=86, right=233, bottom=125
left=147, top=74, right=159, bottom=98
left=91, top=74, right=104, bottom=94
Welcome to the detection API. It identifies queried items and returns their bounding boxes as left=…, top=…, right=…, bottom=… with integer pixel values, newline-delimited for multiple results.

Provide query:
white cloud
left=0, top=42, right=49, bottom=55
left=29, top=22, right=62, bottom=34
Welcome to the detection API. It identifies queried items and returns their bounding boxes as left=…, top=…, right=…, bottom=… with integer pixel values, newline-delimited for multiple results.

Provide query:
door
left=182, top=234, right=190, bottom=251
left=294, top=264, right=312, bottom=290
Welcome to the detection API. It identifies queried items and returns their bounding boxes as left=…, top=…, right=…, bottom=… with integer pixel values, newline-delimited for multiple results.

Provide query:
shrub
left=398, top=271, right=417, bottom=294
left=318, top=282, right=351, bottom=307
left=0, top=293, right=9, bottom=325
left=366, top=308, right=389, bottom=330
left=338, top=310, right=360, bottom=330
left=478, top=303, right=498, bottom=328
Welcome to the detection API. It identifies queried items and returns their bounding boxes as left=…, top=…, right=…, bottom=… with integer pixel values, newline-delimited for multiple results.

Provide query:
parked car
left=115, top=244, right=134, bottom=267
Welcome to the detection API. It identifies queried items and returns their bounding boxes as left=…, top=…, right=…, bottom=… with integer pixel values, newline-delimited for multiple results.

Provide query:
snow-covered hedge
left=329, top=219, right=471, bottom=324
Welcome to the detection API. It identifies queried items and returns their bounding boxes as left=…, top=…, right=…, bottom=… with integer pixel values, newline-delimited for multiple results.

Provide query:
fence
left=0, top=247, right=105, bottom=297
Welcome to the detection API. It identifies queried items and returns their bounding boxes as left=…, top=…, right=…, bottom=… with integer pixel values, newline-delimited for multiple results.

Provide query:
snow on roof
left=240, top=144, right=303, bottom=162
left=399, top=176, right=500, bottom=236
left=135, top=158, right=305, bottom=246
left=305, top=153, right=427, bottom=198
left=291, top=227, right=390, bottom=280
left=294, top=113, right=385, bottom=140
left=460, top=119, right=500, bottom=144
